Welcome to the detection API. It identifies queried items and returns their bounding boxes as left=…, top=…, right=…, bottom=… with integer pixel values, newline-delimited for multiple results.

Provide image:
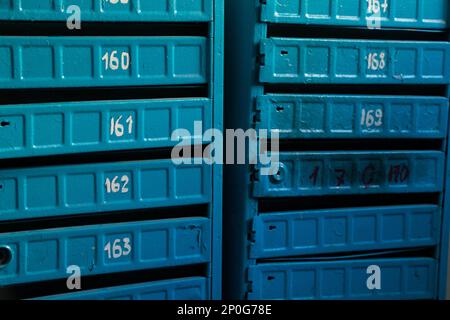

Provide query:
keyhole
left=276, top=106, right=284, bottom=112
left=274, top=170, right=282, bottom=180
left=269, top=225, right=277, bottom=231
left=0, top=247, right=12, bottom=267
left=0, top=121, right=10, bottom=127
left=270, top=164, right=285, bottom=184
left=267, top=276, right=275, bottom=281
left=281, top=50, right=289, bottom=56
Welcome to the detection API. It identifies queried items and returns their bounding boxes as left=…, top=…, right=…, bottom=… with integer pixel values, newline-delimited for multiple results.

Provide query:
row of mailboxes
left=224, top=0, right=450, bottom=300
left=0, top=0, right=223, bottom=300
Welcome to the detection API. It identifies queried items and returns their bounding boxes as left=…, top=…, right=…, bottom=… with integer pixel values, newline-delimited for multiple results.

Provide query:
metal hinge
left=253, top=109, right=261, bottom=125
left=246, top=268, right=254, bottom=299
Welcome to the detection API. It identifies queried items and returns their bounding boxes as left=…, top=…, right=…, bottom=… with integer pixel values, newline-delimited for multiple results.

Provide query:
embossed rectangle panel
left=257, top=94, right=449, bottom=139
left=35, top=277, right=209, bottom=300
left=0, top=98, right=211, bottom=159
left=0, top=160, right=211, bottom=221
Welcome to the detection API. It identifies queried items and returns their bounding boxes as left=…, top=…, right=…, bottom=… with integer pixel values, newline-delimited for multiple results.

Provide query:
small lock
left=0, top=246, right=12, bottom=268
left=270, top=163, right=285, bottom=184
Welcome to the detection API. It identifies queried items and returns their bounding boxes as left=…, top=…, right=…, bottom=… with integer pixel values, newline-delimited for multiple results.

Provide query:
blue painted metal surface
left=0, top=160, right=211, bottom=221
left=210, top=0, right=225, bottom=300
left=248, top=258, right=437, bottom=300
left=0, top=0, right=212, bottom=22
left=257, top=94, right=449, bottom=139
left=439, top=91, right=450, bottom=299
left=254, top=151, right=445, bottom=197
left=261, top=0, right=448, bottom=30
left=36, top=277, right=209, bottom=300
left=0, top=36, right=207, bottom=89
left=0, top=98, right=211, bottom=159
left=0, top=218, right=210, bottom=286
left=260, top=38, right=450, bottom=84
left=251, top=205, right=441, bottom=259
left=0, top=0, right=224, bottom=300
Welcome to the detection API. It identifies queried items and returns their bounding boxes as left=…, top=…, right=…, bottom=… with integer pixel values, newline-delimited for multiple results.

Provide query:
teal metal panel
left=257, top=94, right=449, bottom=139
left=248, top=258, right=437, bottom=300
left=0, top=218, right=210, bottom=286
left=251, top=205, right=441, bottom=259
left=254, top=151, right=445, bottom=197
left=0, top=36, right=207, bottom=89
left=0, top=98, right=211, bottom=159
left=0, top=0, right=213, bottom=22
left=260, top=38, right=450, bottom=84
left=36, top=277, right=209, bottom=300
left=210, top=0, right=224, bottom=301
left=0, top=160, right=211, bottom=221
left=439, top=90, right=450, bottom=299
left=261, top=0, right=448, bottom=30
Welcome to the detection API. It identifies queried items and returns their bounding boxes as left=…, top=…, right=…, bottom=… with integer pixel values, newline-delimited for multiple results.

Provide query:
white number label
left=104, top=238, right=132, bottom=259
left=105, top=175, right=130, bottom=194
left=106, top=0, right=129, bottom=4
left=361, top=109, right=383, bottom=128
left=368, top=0, right=388, bottom=14
left=110, top=115, right=133, bottom=137
left=367, top=52, right=386, bottom=71
left=102, top=51, right=130, bottom=71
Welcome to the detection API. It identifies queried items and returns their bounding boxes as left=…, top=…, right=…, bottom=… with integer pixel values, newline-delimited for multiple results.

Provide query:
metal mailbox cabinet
left=0, top=98, right=212, bottom=159
left=0, top=0, right=223, bottom=300
left=225, top=0, right=450, bottom=300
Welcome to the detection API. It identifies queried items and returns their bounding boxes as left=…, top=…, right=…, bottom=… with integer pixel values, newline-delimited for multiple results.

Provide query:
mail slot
left=0, top=0, right=212, bottom=22
left=254, top=151, right=444, bottom=197
left=0, top=160, right=211, bottom=221
left=0, top=218, right=210, bottom=286
left=35, top=277, right=209, bottom=300
left=0, top=98, right=211, bottom=159
left=257, top=94, right=449, bottom=139
left=251, top=205, right=440, bottom=259
left=248, top=258, right=437, bottom=300
left=260, top=38, right=450, bottom=84
left=0, top=36, right=208, bottom=89
left=261, top=0, right=448, bottom=30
